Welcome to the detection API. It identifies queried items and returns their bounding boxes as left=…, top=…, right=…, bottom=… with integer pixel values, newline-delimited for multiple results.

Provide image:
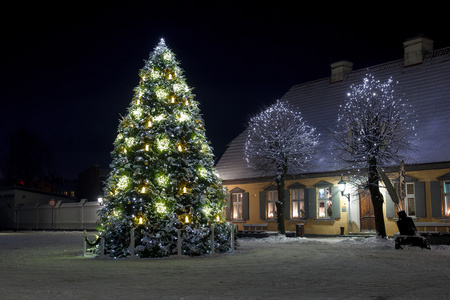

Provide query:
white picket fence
left=14, top=199, right=103, bottom=231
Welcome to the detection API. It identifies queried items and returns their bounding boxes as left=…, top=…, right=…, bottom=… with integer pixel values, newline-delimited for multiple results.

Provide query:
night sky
left=1, top=2, right=449, bottom=180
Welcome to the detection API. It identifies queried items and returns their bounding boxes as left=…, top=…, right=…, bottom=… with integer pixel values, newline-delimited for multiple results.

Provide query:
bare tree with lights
left=245, top=100, right=319, bottom=234
left=334, top=74, right=417, bottom=238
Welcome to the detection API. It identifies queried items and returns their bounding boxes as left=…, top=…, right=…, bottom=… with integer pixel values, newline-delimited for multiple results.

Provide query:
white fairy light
left=117, top=176, right=131, bottom=191
left=163, top=52, right=172, bottom=61
left=132, top=107, right=143, bottom=119
left=177, top=111, right=189, bottom=122
left=154, top=114, right=165, bottom=122
left=156, top=202, right=167, bottom=214
left=156, top=136, right=170, bottom=152
left=125, top=137, right=135, bottom=147
left=155, top=88, right=168, bottom=100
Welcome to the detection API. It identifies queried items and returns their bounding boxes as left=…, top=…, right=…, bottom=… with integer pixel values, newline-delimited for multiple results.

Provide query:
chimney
left=330, top=61, right=353, bottom=83
left=403, top=36, right=433, bottom=67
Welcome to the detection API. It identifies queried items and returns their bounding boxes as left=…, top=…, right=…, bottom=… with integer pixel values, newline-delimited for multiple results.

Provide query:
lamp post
left=338, top=177, right=352, bottom=234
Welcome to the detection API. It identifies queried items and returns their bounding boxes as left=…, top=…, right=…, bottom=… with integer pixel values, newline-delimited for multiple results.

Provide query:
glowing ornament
left=140, top=186, right=146, bottom=193
left=197, top=166, right=208, bottom=178
left=154, top=114, right=165, bottom=122
left=163, top=52, right=172, bottom=61
left=150, top=69, right=160, bottom=79
left=173, top=83, right=188, bottom=93
left=156, top=136, right=170, bottom=152
left=170, top=96, right=176, bottom=103
left=156, top=174, right=169, bottom=187
left=132, top=107, right=143, bottom=119
left=156, top=88, right=168, bottom=100
left=203, top=206, right=212, bottom=216
left=144, top=144, right=150, bottom=151
left=177, top=111, right=189, bottom=122
left=156, top=202, right=167, bottom=214
left=117, top=176, right=131, bottom=191
left=125, top=137, right=135, bottom=147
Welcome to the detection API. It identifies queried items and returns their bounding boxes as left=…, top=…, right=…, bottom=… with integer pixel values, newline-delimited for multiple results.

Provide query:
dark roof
left=216, top=46, right=450, bottom=181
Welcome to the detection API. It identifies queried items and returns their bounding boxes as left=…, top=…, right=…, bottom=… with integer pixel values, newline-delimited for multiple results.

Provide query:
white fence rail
left=13, top=199, right=103, bottom=231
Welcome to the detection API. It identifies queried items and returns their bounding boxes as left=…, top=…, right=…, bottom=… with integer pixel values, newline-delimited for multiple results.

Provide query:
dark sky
left=1, top=1, right=449, bottom=180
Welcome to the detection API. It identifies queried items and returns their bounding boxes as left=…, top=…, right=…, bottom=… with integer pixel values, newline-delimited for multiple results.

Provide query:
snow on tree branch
left=245, top=100, right=319, bottom=178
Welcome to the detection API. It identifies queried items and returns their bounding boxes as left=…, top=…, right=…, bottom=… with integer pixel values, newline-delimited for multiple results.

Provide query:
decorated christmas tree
left=98, top=39, right=233, bottom=258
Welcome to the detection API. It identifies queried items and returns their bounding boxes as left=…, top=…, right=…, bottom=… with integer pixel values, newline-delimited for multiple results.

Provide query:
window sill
left=314, top=218, right=335, bottom=224
left=392, top=216, right=418, bottom=221
left=290, top=218, right=306, bottom=222
left=231, top=219, right=245, bottom=223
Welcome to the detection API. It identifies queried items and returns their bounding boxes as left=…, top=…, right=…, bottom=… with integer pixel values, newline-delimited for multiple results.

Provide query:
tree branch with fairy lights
left=333, top=74, right=418, bottom=238
left=245, top=100, right=319, bottom=234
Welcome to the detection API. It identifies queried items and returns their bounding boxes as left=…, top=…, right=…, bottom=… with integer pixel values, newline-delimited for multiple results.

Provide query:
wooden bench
left=414, top=222, right=450, bottom=233
left=414, top=222, right=450, bottom=245
left=243, top=223, right=268, bottom=232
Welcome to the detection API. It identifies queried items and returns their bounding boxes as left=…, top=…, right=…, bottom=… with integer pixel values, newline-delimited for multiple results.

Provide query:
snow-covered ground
left=0, top=231, right=449, bottom=299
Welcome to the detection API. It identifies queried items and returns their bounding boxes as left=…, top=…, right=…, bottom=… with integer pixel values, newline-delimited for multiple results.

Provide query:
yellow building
left=216, top=36, right=450, bottom=237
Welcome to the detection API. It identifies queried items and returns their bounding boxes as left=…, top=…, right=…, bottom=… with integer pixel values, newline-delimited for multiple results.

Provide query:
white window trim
left=291, top=188, right=305, bottom=219
left=318, top=186, right=332, bottom=219
left=231, top=192, right=243, bottom=220
left=443, top=181, right=450, bottom=218
left=267, top=190, right=277, bottom=220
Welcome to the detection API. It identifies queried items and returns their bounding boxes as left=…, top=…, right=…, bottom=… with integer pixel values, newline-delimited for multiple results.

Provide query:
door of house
left=359, top=191, right=375, bottom=231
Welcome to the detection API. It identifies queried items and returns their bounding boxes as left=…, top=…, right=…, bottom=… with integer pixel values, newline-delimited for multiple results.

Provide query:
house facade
left=216, top=36, right=450, bottom=236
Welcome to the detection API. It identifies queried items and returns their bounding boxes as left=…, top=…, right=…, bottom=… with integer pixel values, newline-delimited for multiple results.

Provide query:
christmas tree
left=99, top=39, right=233, bottom=258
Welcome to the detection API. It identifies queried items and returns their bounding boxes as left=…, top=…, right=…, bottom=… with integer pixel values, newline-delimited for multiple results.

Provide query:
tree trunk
left=276, top=165, right=287, bottom=235
left=368, top=159, right=387, bottom=238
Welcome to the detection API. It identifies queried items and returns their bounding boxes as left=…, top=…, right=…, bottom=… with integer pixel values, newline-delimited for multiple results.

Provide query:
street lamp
left=338, top=177, right=350, bottom=200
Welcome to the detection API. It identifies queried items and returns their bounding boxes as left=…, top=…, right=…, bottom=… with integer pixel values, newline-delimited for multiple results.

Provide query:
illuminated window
left=267, top=190, right=277, bottom=219
left=394, top=180, right=417, bottom=217
left=444, top=181, right=450, bottom=217
left=318, top=187, right=332, bottom=218
left=405, top=183, right=416, bottom=217
left=292, top=189, right=305, bottom=218
left=232, top=193, right=243, bottom=220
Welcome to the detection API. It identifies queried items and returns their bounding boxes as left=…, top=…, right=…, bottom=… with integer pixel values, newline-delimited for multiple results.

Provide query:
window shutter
left=331, top=186, right=341, bottom=219
left=259, top=191, right=266, bottom=220
left=307, top=188, right=316, bottom=219
left=414, top=182, right=426, bottom=218
left=284, top=189, right=290, bottom=219
left=430, top=181, right=442, bottom=218
left=242, top=192, right=250, bottom=220
left=386, top=190, right=395, bottom=218
left=225, top=193, right=231, bottom=221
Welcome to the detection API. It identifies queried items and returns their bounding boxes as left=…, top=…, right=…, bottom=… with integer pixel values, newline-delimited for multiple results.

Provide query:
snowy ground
left=0, top=231, right=449, bottom=300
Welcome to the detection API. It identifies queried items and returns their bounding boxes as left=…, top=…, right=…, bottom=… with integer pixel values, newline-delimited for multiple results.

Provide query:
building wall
left=224, top=167, right=450, bottom=236
left=224, top=176, right=349, bottom=235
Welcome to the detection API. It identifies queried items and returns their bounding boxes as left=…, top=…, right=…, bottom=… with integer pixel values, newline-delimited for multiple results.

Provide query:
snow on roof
left=216, top=47, right=450, bottom=181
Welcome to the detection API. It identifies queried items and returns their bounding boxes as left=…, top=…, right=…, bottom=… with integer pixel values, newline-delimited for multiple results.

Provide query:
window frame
left=443, top=181, right=450, bottom=218
left=267, top=190, right=278, bottom=219
left=404, top=182, right=416, bottom=217
left=291, top=188, right=305, bottom=219
left=318, top=186, right=332, bottom=219
left=231, top=192, right=243, bottom=220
